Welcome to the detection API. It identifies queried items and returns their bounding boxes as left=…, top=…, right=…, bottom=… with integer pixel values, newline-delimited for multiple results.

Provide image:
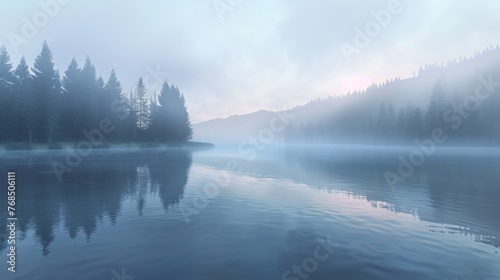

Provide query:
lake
left=0, top=146, right=499, bottom=280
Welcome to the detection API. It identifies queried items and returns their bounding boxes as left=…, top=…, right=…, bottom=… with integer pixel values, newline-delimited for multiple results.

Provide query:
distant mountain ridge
left=193, top=110, right=276, bottom=143
left=194, top=46, right=500, bottom=144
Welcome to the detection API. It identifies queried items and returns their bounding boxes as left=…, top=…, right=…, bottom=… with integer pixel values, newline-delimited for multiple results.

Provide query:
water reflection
left=285, top=148, right=500, bottom=248
left=195, top=146, right=500, bottom=249
left=0, top=147, right=498, bottom=279
left=0, top=149, right=192, bottom=255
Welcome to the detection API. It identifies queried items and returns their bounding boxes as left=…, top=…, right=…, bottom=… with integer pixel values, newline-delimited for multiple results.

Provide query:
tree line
left=285, top=46, right=500, bottom=146
left=0, top=41, right=192, bottom=145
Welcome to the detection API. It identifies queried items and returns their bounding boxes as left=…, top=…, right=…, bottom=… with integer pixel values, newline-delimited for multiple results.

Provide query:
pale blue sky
left=1, top=0, right=499, bottom=122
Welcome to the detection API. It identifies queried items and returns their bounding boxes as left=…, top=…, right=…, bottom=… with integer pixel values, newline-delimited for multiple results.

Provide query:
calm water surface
left=0, top=146, right=499, bottom=280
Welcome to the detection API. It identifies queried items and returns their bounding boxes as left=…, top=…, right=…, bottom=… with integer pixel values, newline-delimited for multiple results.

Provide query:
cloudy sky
left=1, top=0, right=499, bottom=123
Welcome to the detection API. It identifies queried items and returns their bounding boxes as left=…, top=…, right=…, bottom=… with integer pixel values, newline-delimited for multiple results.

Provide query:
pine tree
left=397, top=106, right=408, bottom=140
left=0, top=46, right=15, bottom=90
left=125, top=90, right=138, bottom=142
left=93, top=76, right=106, bottom=132
left=425, top=77, right=448, bottom=134
left=135, top=77, right=150, bottom=132
left=31, top=41, right=61, bottom=143
left=177, top=93, right=192, bottom=142
left=479, top=73, right=500, bottom=143
left=62, top=58, right=82, bottom=140
left=47, top=70, right=63, bottom=142
left=104, top=69, right=124, bottom=141
left=0, top=46, right=15, bottom=142
left=80, top=57, right=98, bottom=130
left=148, top=92, right=160, bottom=142
left=408, top=107, right=423, bottom=140
left=386, top=102, right=396, bottom=142
left=13, top=57, right=35, bottom=142
left=376, top=102, right=387, bottom=142
left=151, top=81, right=192, bottom=143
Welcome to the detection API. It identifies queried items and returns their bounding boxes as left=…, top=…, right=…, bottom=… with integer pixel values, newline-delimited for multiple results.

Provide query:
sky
left=1, top=0, right=499, bottom=123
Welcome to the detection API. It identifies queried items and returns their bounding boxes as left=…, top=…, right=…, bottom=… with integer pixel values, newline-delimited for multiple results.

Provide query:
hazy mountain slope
left=193, top=110, right=276, bottom=143
left=193, top=47, right=500, bottom=144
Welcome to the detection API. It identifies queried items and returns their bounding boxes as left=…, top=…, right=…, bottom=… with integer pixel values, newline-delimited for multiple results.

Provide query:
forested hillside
left=283, top=45, right=500, bottom=146
left=193, top=45, right=500, bottom=146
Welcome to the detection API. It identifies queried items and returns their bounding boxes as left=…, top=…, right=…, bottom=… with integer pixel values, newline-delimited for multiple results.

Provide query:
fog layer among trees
left=193, top=46, right=500, bottom=146
left=0, top=41, right=192, bottom=145
left=283, top=46, right=500, bottom=146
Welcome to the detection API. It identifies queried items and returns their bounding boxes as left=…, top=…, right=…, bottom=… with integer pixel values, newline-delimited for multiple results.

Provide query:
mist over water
left=1, top=1, right=500, bottom=279
left=0, top=146, right=498, bottom=279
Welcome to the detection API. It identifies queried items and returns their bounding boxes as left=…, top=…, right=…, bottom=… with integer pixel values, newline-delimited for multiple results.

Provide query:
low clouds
left=1, top=0, right=499, bottom=122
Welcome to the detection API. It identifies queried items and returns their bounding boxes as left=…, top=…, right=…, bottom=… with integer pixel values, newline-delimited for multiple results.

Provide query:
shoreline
left=0, top=141, right=214, bottom=152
